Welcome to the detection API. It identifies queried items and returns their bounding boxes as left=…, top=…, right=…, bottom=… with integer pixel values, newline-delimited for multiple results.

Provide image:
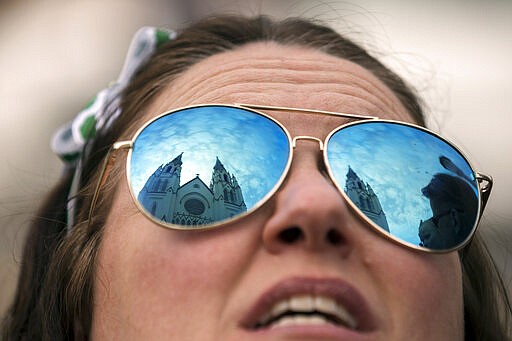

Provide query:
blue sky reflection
left=327, top=121, right=477, bottom=245
left=129, top=106, right=290, bottom=209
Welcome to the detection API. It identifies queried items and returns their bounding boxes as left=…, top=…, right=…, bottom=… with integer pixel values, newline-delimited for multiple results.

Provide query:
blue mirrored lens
left=129, top=105, right=290, bottom=228
left=327, top=121, right=479, bottom=251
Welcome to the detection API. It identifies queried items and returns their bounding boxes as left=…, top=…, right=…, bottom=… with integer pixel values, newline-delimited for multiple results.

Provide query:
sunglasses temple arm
left=475, top=172, right=493, bottom=219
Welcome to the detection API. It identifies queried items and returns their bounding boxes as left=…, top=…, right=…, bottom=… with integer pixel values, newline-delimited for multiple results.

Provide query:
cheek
left=363, top=239, right=464, bottom=338
left=92, top=184, right=260, bottom=338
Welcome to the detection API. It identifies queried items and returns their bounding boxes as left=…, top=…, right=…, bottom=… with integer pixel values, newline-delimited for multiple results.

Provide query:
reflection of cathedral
left=137, top=153, right=247, bottom=226
left=344, top=167, right=389, bottom=231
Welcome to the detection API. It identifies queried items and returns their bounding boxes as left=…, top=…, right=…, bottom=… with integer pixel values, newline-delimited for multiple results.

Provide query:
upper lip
left=239, top=276, right=377, bottom=332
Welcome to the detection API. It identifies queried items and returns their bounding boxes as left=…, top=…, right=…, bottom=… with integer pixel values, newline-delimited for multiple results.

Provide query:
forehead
left=142, top=42, right=414, bottom=135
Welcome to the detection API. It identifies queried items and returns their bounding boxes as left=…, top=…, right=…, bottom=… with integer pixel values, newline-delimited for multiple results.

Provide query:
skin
left=91, top=42, right=464, bottom=340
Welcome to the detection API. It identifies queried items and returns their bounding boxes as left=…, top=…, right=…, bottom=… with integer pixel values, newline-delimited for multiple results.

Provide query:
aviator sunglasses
left=92, top=104, right=492, bottom=253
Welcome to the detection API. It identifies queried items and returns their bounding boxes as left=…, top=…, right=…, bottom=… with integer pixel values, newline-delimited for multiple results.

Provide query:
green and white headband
left=51, top=26, right=176, bottom=230
left=51, top=26, right=175, bottom=165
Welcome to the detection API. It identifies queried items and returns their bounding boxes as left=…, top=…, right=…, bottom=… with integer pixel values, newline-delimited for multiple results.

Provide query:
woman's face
left=92, top=43, right=464, bottom=340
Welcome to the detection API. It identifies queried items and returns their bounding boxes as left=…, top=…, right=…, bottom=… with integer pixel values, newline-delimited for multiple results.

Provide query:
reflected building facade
left=344, top=166, right=389, bottom=231
left=137, top=153, right=247, bottom=226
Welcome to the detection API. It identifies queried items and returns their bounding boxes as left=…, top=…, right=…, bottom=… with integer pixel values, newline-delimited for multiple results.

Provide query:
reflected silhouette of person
left=419, top=173, right=478, bottom=249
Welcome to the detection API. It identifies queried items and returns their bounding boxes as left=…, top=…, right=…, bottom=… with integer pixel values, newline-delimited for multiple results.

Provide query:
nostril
left=278, top=227, right=303, bottom=243
left=326, top=229, right=343, bottom=245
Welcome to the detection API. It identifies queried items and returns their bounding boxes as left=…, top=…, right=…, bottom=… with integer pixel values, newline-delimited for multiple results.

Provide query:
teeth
left=290, top=295, right=314, bottom=311
left=270, top=314, right=328, bottom=329
left=315, top=296, right=336, bottom=314
left=271, top=299, right=289, bottom=316
left=273, top=316, right=295, bottom=328
left=257, top=295, right=357, bottom=330
left=315, top=296, right=357, bottom=329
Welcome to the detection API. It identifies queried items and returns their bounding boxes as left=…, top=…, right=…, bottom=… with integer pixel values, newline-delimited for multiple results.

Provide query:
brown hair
left=2, top=15, right=510, bottom=340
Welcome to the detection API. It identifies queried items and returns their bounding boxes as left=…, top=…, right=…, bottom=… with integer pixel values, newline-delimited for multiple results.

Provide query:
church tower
left=344, top=166, right=389, bottom=231
left=210, top=157, right=247, bottom=220
left=137, top=153, right=182, bottom=219
left=137, top=154, right=246, bottom=227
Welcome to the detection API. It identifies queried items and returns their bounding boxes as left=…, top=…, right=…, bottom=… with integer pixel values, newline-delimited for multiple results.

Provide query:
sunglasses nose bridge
left=292, top=136, right=324, bottom=151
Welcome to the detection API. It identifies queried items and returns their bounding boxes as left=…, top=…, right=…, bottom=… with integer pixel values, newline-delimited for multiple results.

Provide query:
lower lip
left=244, top=324, right=377, bottom=340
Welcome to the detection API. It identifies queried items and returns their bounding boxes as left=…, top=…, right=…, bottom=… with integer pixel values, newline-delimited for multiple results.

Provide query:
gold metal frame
left=89, top=103, right=493, bottom=253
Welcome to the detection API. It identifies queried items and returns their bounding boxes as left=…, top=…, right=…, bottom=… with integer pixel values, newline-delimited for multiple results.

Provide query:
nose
left=261, top=143, right=353, bottom=256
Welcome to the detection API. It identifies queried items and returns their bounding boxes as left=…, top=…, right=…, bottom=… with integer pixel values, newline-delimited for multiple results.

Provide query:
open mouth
left=252, top=294, right=357, bottom=330
left=241, top=277, right=376, bottom=333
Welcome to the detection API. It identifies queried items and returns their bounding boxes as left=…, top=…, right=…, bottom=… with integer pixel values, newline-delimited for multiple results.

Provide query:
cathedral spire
left=213, top=156, right=225, bottom=171
left=344, top=166, right=389, bottom=231
left=346, top=166, right=358, bottom=180
left=171, top=152, right=183, bottom=165
left=367, top=182, right=375, bottom=195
